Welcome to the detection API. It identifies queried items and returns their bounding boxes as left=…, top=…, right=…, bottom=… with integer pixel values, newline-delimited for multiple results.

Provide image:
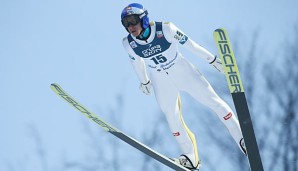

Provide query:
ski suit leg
left=150, top=71, right=199, bottom=167
left=170, top=58, right=244, bottom=153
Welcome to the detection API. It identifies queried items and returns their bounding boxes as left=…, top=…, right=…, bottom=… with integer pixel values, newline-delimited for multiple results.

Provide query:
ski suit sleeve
left=122, top=37, right=150, bottom=84
left=163, top=22, right=216, bottom=63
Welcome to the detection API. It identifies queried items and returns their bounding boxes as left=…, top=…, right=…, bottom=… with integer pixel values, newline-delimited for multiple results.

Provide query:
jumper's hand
left=139, top=80, right=152, bottom=95
left=210, top=56, right=224, bottom=74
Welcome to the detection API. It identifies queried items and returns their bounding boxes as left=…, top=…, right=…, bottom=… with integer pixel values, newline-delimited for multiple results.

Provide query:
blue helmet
left=121, top=3, right=149, bottom=30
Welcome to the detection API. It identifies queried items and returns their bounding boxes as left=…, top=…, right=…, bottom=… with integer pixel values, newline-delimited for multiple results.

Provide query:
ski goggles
left=121, top=14, right=141, bottom=28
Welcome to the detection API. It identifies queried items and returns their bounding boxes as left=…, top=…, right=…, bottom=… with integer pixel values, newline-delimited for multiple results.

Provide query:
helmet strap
left=139, top=10, right=148, bottom=19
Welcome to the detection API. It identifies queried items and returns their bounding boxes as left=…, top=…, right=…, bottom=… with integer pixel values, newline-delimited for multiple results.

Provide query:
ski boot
left=171, top=155, right=201, bottom=170
left=240, top=138, right=247, bottom=155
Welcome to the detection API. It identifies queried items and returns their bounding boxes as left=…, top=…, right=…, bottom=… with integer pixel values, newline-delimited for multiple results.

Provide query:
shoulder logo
left=174, top=30, right=188, bottom=45
left=129, top=41, right=137, bottom=48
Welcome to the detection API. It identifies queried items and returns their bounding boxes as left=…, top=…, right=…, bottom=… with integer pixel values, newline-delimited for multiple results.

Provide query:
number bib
left=127, top=22, right=178, bottom=70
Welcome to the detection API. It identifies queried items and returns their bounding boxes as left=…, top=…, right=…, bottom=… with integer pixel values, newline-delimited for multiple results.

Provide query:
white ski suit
left=122, top=21, right=244, bottom=166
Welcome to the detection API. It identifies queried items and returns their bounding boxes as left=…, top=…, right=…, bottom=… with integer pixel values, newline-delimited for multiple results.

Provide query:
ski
left=213, top=28, right=264, bottom=171
left=50, top=83, right=190, bottom=171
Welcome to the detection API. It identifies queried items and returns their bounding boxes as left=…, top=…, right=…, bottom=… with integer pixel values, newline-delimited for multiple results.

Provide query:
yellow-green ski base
left=50, top=83, right=190, bottom=171
left=213, top=28, right=264, bottom=171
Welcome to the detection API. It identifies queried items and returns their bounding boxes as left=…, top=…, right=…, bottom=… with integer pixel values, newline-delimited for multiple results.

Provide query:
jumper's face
left=122, top=14, right=143, bottom=36
left=127, top=22, right=142, bottom=36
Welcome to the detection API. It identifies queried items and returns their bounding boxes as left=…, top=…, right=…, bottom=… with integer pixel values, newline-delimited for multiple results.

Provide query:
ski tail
left=213, top=28, right=264, bottom=171
left=50, top=83, right=190, bottom=171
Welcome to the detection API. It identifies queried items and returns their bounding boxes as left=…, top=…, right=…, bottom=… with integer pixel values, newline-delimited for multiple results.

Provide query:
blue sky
left=1, top=0, right=298, bottom=170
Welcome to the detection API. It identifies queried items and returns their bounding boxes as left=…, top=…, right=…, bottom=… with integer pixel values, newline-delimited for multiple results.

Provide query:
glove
left=210, top=56, right=224, bottom=74
left=139, top=80, right=152, bottom=95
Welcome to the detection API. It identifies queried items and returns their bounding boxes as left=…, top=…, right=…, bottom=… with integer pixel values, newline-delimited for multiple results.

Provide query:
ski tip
left=214, top=28, right=229, bottom=36
left=50, top=83, right=61, bottom=92
left=51, top=83, right=58, bottom=87
left=213, top=28, right=230, bottom=42
left=214, top=27, right=226, bottom=32
left=213, top=28, right=226, bottom=38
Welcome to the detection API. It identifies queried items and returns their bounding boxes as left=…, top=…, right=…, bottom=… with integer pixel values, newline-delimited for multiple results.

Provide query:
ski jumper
left=122, top=21, right=244, bottom=166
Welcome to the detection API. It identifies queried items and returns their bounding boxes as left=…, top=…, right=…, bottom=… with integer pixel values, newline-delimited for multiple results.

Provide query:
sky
left=1, top=0, right=298, bottom=171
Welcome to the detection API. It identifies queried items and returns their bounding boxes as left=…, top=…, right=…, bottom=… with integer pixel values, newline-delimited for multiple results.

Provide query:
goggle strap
left=139, top=10, right=148, bottom=19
